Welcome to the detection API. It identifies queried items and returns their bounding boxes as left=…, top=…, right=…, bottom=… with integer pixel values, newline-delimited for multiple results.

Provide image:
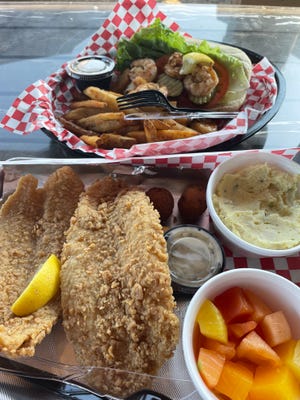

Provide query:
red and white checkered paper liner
left=0, top=0, right=278, bottom=160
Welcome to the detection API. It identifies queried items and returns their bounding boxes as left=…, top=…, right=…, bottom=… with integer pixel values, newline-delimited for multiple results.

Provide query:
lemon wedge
left=11, top=254, right=61, bottom=317
left=180, top=52, right=215, bottom=75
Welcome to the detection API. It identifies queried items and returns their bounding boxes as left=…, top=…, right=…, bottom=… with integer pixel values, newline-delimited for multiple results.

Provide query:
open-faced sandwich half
left=113, top=19, right=252, bottom=111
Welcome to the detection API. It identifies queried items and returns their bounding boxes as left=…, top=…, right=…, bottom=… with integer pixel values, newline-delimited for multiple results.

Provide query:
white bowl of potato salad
left=206, top=151, right=300, bottom=257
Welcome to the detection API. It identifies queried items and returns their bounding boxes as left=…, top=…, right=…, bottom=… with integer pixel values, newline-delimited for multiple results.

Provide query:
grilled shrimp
left=129, top=80, right=168, bottom=97
left=125, top=75, right=168, bottom=96
left=164, top=52, right=183, bottom=79
left=183, top=64, right=219, bottom=102
left=128, top=58, right=157, bottom=82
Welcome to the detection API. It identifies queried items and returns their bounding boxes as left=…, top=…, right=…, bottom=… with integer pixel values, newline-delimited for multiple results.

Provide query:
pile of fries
left=58, top=86, right=218, bottom=150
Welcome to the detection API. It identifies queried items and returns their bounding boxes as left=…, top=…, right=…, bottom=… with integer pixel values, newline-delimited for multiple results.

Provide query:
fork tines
left=117, top=90, right=164, bottom=110
left=117, top=101, right=164, bottom=110
left=117, top=90, right=160, bottom=101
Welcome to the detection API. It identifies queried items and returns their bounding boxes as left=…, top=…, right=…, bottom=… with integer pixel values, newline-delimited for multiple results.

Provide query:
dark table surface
left=0, top=2, right=299, bottom=161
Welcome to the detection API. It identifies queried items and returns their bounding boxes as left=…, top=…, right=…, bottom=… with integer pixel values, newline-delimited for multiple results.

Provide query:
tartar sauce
left=164, top=225, right=225, bottom=294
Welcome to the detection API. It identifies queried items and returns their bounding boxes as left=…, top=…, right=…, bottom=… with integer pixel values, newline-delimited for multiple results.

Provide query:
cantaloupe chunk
left=260, top=310, right=292, bottom=347
left=214, top=287, right=253, bottom=323
left=214, top=360, right=253, bottom=400
left=248, top=365, right=300, bottom=400
left=243, top=289, right=272, bottom=322
left=236, top=330, right=281, bottom=366
left=198, top=347, right=225, bottom=389
left=228, top=320, right=257, bottom=339
left=202, top=337, right=236, bottom=360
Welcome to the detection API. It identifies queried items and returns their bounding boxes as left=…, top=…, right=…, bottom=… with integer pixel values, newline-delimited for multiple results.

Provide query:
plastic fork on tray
left=0, top=355, right=173, bottom=400
left=117, top=90, right=238, bottom=120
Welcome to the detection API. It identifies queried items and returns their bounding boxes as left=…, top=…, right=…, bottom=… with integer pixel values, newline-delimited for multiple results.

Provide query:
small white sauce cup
left=66, top=55, right=115, bottom=91
left=164, top=225, right=225, bottom=294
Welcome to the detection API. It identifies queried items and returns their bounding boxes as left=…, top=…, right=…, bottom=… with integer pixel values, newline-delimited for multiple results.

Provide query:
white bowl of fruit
left=182, top=268, right=300, bottom=400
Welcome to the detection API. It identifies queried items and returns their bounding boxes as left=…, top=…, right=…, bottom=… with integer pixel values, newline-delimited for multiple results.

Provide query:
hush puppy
left=178, top=184, right=206, bottom=223
left=146, top=187, right=174, bottom=223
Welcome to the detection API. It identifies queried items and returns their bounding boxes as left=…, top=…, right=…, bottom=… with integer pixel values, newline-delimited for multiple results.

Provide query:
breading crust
left=61, top=177, right=179, bottom=396
left=0, top=167, right=84, bottom=357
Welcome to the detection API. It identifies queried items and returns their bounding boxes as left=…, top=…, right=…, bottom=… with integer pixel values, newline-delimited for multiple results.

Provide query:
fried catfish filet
left=60, top=177, right=180, bottom=396
left=0, top=166, right=84, bottom=357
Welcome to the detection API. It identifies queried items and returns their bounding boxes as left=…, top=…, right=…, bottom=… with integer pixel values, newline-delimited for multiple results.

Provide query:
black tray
left=42, top=44, right=286, bottom=158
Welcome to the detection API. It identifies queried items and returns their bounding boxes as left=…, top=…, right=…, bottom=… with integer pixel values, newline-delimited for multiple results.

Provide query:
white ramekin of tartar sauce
left=164, top=225, right=225, bottom=294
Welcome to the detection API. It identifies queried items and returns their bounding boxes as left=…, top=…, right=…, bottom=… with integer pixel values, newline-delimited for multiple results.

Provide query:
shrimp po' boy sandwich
left=112, top=19, right=252, bottom=112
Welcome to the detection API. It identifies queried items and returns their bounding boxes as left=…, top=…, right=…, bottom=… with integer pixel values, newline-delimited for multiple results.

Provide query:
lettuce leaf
left=116, top=19, right=195, bottom=71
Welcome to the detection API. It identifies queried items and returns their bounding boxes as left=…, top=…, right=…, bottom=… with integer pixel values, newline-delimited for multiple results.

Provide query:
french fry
left=118, top=124, right=143, bottom=135
left=80, top=135, right=100, bottom=147
left=87, top=112, right=125, bottom=121
left=77, top=113, right=127, bottom=133
left=81, top=134, right=136, bottom=149
left=144, top=118, right=199, bottom=142
left=83, top=87, right=120, bottom=111
left=70, top=100, right=107, bottom=109
left=189, top=120, right=218, bottom=134
left=58, top=116, right=98, bottom=137
left=166, top=120, right=198, bottom=133
left=151, top=119, right=177, bottom=130
left=126, top=130, right=147, bottom=144
left=156, top=129, right=199, bottom=141
left=174, top=118, right=189, bottom=126
left=144, top=120, right=158, bottom=143
left=83, top=86, right=120, bottom=98
left=63, top=107, right=107, bottom=121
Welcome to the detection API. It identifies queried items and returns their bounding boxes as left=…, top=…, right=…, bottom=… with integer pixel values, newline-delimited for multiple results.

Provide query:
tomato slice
left=204, top=60, right=230, bottom=108
left=155, top=54, right=172, bottom=75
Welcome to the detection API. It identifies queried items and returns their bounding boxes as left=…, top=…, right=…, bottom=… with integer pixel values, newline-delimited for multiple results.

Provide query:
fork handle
left=124, top=112, right=239, bottom=120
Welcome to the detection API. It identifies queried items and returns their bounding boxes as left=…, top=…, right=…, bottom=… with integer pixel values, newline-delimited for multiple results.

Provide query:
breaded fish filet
left=0, top=166, right=83, bottom=357
left=61, top=177, right=179, bottom=396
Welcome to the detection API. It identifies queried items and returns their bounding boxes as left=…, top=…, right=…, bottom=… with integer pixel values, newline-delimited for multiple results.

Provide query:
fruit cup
left=182, top=268, right=300, bottom=400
